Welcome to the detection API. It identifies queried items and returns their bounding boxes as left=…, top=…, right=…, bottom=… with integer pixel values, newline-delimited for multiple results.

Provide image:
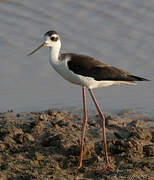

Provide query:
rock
left=39, top=113, right=50, bottom=121
left=23, top=133, right=35, bottom=143
left=8, top=126, right=23, bottom=138
left=32, top=121, right=46, bottom=135
left=35, top=152, right=44, bottom=160
left=129, top=127, right=152, bottom=141
left=111, top=138, right=143, bottom=156
left=128, top=119, right=142, bottom=127
left=4, top=135, right=16, bottom=144
left=14, top=133, right=23, bottom=144
left=41, top=134, right=65, bottom=147
left=0, top=174, right=7, bottom=180
left=143, top=144, right=154, bottom=157
left=0, top=142, right=6, bottom=152
left=128, top=138, right=143, bottom=155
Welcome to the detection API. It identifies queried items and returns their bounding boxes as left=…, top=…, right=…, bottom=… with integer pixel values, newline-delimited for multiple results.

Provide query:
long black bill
left=28, top=43, right=47, bottom=56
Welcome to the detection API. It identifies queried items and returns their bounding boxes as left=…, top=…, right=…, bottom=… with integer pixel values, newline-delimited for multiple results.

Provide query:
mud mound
left=0, top=109, right=153, bottom=179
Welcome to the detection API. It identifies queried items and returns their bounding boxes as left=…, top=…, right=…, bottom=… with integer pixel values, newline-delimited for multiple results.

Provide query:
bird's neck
left=49, top=43, right=61, bottom=65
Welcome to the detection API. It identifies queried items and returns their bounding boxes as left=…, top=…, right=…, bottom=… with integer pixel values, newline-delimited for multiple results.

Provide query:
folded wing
left=66, top=53, right=149, bottom=82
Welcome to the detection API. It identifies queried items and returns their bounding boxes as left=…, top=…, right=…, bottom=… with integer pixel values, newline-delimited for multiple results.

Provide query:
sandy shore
left=0, top=109, right=153, bottom=179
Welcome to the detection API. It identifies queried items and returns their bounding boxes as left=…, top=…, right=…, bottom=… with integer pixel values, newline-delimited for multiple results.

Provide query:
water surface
left=0, top=0, right=153, bottom=114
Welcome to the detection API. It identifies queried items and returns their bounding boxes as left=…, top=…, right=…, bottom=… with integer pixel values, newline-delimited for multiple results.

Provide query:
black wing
left=65, top=53, right=149, bottom=81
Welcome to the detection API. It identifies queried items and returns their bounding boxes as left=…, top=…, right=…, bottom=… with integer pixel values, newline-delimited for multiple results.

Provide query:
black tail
left=129, top=75, right=150, bottom=81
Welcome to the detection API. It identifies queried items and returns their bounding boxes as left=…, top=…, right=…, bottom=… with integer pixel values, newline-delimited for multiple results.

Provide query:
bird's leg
left=76, top=86, right=88, bottom=170
left=88, top=89, right=113, bottom=171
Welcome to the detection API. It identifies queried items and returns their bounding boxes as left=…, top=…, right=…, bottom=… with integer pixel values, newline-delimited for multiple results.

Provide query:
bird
left=28, top=30, right=149, bottom=171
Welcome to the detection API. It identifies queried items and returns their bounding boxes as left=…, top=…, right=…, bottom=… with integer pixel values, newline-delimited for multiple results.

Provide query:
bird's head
left=28, top=30, right=61, bottom=56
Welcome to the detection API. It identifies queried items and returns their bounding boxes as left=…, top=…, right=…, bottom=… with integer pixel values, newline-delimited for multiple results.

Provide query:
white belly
left=51, top=60, right=91, bottom=86
left=50, top=60, right=135, bottom=89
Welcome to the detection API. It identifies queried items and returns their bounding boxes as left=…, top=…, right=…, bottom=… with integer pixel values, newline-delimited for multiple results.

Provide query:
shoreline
left=0, top=109, right=153, bottom=179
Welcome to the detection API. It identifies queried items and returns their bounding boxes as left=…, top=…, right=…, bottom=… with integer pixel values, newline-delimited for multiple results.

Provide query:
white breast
left=49, top=55, right=135, bottom=89
left=50, top=57, right=87, bottom=85
left=50, top=58, right=115, bottom=89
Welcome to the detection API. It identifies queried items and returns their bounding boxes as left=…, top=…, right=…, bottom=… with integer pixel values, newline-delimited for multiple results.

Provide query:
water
left=0, top=0, right=154, bottom=114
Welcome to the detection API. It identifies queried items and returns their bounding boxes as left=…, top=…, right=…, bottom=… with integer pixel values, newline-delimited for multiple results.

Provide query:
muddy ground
left=0, top=109, right=153, bottom=180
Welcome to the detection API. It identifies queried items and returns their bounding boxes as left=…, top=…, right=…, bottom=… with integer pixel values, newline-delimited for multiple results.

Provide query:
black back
left=63, top=53, right=149, bottom=81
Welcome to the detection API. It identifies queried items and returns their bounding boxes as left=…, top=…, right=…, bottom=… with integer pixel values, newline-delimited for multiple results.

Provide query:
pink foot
left=97, top=162, right=114, bottom=174
left=103, top=162, right=114, bottom=171
left=73, top=162, right=82, bottom=173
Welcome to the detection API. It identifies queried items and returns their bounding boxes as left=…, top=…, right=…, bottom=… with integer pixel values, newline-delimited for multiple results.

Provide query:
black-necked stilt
left=28, top=30, right=149, bottom=170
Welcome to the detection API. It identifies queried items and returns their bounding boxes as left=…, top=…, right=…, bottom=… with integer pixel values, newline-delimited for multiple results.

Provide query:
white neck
left=49, top=40, right=61, bottom=65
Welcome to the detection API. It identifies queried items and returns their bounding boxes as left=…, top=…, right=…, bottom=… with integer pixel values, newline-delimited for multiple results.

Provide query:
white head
left=28, top=30, right=61, bottom=56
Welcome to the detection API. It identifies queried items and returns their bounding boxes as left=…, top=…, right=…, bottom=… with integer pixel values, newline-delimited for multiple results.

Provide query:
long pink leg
left=88, top=89, right=113, bottom=170
left=77, top=87, right=88, bottom=169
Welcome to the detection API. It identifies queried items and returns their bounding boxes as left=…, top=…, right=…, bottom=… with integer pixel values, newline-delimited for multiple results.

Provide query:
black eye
left=50, top=36, right=55, bottom=41
left=50, top=36, right=58, bottom=41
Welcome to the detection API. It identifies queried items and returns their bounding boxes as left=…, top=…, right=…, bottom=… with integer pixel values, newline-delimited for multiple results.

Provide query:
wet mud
left=0, top=109, right=153, bottom=179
